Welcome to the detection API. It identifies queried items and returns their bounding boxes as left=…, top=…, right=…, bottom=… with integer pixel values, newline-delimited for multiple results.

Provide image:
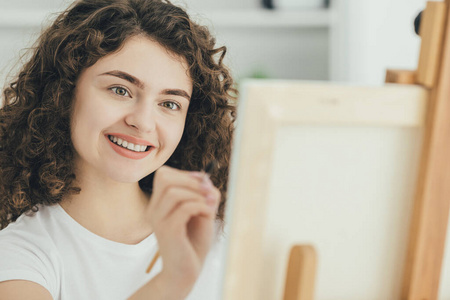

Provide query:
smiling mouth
left=108, top=135, right=151, bottom=152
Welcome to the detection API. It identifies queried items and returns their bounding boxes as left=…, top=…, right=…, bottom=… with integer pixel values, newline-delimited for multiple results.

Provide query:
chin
left=105, top=168, right=153, bottom=184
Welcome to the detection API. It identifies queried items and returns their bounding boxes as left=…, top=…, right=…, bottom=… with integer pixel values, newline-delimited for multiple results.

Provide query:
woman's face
left=71, top=35, right=192, bottom=183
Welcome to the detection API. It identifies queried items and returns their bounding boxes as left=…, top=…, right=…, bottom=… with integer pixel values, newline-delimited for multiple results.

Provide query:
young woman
left=0, top=0, right=235, bottom=299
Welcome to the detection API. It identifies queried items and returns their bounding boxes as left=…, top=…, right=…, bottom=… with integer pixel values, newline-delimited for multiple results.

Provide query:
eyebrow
left=161, top=89, right=191, bottom=101
left=100, top=70, right=191, bottom=101
left=101, top=70, right=145, bottom=89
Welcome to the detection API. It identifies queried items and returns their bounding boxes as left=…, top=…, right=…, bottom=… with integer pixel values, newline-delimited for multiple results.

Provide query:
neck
left=60, top=165, right=153, bottom=245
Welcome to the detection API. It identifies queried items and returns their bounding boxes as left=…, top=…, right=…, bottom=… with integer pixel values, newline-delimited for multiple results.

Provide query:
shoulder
left=0, top=205, right=60, bottom=298
left=0, top=205, right=57, bottom=254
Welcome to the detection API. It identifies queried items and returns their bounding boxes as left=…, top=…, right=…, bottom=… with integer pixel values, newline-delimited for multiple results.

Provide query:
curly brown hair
left=0, top=0, right=236, bottom=230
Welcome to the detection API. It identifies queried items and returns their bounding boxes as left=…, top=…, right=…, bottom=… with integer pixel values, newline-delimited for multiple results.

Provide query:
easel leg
left=282, top=245, right=317, bottom=300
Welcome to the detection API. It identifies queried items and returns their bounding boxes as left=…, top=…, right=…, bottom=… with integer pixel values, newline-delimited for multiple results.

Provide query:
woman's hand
left=145, top=165, right=221, bottom=295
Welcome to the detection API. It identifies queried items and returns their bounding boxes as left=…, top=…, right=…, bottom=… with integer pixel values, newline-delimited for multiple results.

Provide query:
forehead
left=82, top=35, right=193, bottom=93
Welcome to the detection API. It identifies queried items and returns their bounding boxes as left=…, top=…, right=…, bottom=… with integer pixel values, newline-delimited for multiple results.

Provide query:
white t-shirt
left=0, top=204, right=225, bottom=299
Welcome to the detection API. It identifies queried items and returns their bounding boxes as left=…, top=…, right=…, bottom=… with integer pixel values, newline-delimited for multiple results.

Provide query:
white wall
left=330, top=0, right=426, bottom=84
left=1, top=0, right=70, bottom=10
left=0, top=0, right=432, bottom=87
left=0, top=26, right=40, bottom=92
left=0, top=0, right=330, bottom=93
left=173, top=0, right=260, bottom=10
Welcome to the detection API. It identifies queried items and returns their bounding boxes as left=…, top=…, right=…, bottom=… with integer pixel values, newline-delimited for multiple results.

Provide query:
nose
left=124, top=100, right=156, bottom=133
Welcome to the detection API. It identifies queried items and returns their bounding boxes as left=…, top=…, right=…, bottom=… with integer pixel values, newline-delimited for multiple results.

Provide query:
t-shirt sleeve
left=0, top=237, right=58, bottom=299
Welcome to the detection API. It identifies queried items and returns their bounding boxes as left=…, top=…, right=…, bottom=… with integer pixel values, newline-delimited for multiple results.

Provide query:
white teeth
left=108, top=135, right=149, bottom=152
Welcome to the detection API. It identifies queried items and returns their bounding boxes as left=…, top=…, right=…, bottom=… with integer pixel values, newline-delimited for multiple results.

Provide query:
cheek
left=71, top=99, right=118, bottom=149
left=71, top=110, right=95, bottom=155
left=161, top=118, right=186, bottom=150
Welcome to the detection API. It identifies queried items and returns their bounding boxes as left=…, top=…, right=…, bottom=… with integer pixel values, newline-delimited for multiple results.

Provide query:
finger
left=168, top=202, right=216, bottom=231
left=170, top=202, right=216, bottom=258
left=205, top=183, right=221, bottom=209
left=150, top=166, right=206, bottom=208
left=155, top=187, right=208, bottom=222
left=151, top=182, right=213, bottom=219
left=154, top=181, right=220, bottom=225
left=155, top=201, right=214, bottom=245
left=153, top=166, right=203, bottom=192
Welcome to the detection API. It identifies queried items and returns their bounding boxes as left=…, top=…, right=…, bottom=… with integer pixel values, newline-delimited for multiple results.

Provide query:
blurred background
left=0, top=0, right=426, bottom=90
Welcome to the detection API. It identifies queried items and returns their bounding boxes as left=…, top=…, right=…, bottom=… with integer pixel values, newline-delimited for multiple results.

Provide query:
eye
left=110, top=86, right=130, bottom=97
left=160, top=101, right=181, bottom=111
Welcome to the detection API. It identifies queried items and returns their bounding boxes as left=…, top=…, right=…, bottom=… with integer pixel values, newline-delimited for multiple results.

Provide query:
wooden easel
left=386, top=1, right=450, bottom=299
left=283, top=1, right=450, bottom=299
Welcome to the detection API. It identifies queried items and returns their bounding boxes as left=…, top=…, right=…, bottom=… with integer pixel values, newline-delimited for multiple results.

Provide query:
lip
left=105, top=134, right=154, bottom=160
left=106, top=133, right=153, bottom=147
